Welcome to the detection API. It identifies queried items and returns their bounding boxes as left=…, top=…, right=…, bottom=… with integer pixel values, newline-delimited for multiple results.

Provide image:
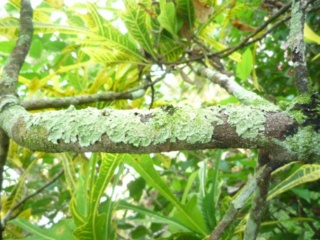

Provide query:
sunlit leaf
left=236, top=48, right=253, bottom=81
left=73, top=154, right=123, bottom=240
left=122, top=0, right=155, bottom=58
left=176, top=0, right=195, bottom=29
left=268, top=164, right=320, bottom=200
left=158, top=0, right=179, bottom=36
left=10, top=218, right=75, bottom=240
left=123, top=154, right=208, bottom=235
left=304, top=23, right=320, bottom=44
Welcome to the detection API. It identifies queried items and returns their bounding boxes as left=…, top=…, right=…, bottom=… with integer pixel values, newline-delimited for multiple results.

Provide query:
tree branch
left=243, top=151, right=273, bottom=240
left=0, top=0, right=33, bottom=96
left=0, top=104, right=295, bottom=154
left=0, top=1, right=33, bottom=238
left=289, top=0, right=310, bottom=93
left=21, top=80, right=160, bottom=110
left=198, top=67, right=277, bottom=108
left=207, top=165, right=268, bottom=240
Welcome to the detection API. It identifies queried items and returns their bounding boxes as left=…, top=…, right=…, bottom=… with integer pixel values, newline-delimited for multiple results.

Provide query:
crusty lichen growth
left=25, top=105, right=224, bottom=147
left=150, top=107, right=223, bottom=144
left=279, top=126, right=320, bottom=162
left=285, top=93, right=311, bottom=123
left=226, top=106, right=267, bottom=139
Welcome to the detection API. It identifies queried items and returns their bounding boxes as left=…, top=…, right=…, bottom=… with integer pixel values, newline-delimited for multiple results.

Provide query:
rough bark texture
left=0, top=103, right=295, bottom=154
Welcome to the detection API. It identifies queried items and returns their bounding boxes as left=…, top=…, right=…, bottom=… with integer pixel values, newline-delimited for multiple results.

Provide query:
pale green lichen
left=279, top=126, right=320, bottom=162
left=285, top=94, right=311, bottom=123
left=226, top=106, right=266, bottom=139
left=148, top=107, right=223, bottom=144
left=26, top=105, right=224, bottom=148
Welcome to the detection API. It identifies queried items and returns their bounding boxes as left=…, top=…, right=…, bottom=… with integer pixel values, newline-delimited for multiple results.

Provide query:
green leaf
left=29, top=38, right=43, bottom=58
left=158, top=35, right=184, bottom=62
left=73, top=154, right=123, bottom=240
left=118, top=200, right=190, bottom=231
left=0, top=41, right=15, bottom=54
left=174, top=195, right=207, bottom=233
left=9, top=218, right=75, bottom=240
left=201, top=150, right=223, bottom=229
left=176, top=0, right=195, bottom=29
left=128, top=177, right=146, bottom=201
left=268, top=164, right=320, bottom=200
left=304, top=23, right=320, bottom=44
left=122, top=0, right=155, bottom=58
left=158, top=0, right=178, bottom=36
left=61, top=153, right=77, bottom=192
left=123, top=154, right=208, bottom=235
left=236, top=48, right=253, bottom=81
left=70, top=160, right=92, bottom=226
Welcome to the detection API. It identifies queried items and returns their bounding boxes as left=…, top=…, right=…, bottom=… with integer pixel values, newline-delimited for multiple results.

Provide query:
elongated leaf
left=70, top=160, right=91, bottom=226
left=268, top=164, right=320, bottom=200
left=73, top=154, right=123, bottom=240
left=158, top=0, right=178, bottom=36
left=176, top=0, right=195, bottom=29
left=304, top=23, right=320, bottom=44
left=123, top=154, right=208, bottom=235
left=118, top=200, right=191, bottom=231
left=72, top=3, right=106, bottom=36
left=174, top=195, right=207, bottom=233
left=122, top=0, right=155, bottom=58
left=199, top=32, right=241, bottom=62
left=236, top=48, right=253, bottom=81
left=10, top=218, right=75, bottom=240
left=61, top=153, right=77, bottom=191
left=201, top=150, right=223, bottom=229
left=81, top=47, right=145, bottom=65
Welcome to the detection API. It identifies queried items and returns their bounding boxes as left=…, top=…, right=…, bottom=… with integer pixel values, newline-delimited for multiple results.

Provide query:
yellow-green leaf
left=268, top=164, right=320, bottom=200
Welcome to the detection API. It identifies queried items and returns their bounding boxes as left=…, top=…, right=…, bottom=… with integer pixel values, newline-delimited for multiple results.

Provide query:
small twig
left=217, top=1, right=292, bottom=58
left=1, top=169, right=64, bottom=227
left=21, top=78, right=163, bottom=110
left=243, top=151, right=272, bottom=240
left=207, top=166, right=267, bottom=240
left=236, top=0, right=320, bottom=58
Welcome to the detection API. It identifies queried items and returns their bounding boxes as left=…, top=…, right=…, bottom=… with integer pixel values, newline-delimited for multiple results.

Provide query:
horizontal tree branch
left=0, top=102, right=295, bottom=155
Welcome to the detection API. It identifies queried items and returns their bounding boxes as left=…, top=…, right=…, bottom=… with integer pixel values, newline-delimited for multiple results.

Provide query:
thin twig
left=1, top=169, right=64, bottom=227
left=217, top=1, right=292, bottom=58
left=243, top=151, right=272, bottom=240
left=21, top=77, right=163, bottom=110
left=207, top=166, right=267, bottom=240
